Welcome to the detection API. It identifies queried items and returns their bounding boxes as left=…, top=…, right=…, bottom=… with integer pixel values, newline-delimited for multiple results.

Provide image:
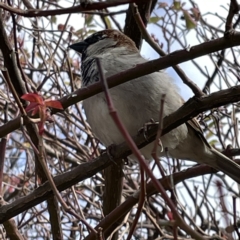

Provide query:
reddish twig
left=95, top=58, right=205, bottom=240
left=151, top=94, right=166, bottom=177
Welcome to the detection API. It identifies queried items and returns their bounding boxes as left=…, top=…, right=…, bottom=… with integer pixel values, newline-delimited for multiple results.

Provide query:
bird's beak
left=68, top=41, right=89, bottom=53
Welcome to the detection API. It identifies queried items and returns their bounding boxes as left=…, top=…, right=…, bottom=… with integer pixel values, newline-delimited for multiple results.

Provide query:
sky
left=61, top=0, right=230, bottom=100
left=141, top=0, right=230, bottom=99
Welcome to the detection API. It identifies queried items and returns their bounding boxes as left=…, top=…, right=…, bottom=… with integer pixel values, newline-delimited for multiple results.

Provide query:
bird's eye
left=113, top=33, right=118, bottom=40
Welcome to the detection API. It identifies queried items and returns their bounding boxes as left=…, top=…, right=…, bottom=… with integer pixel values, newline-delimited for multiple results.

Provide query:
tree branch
left=1, top=33, right=240, bottom=137
left=0, top=88, right=240, bottom=223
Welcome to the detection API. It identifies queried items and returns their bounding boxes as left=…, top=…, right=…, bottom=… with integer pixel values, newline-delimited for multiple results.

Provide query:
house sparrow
left=69, top=31, right=240, bottom=235
left=69, top=29, right=240, bottom=182
left=69, top=29, right=240, bottom=217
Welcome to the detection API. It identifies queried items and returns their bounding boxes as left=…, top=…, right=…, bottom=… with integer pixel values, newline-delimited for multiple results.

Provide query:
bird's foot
left=138, top=119, right=159, bottom=141
left=100, top=144, right=118, bottom=165
left=101, top=145, right=129, bottom=166
left=80, top=0, right=92, bottom=7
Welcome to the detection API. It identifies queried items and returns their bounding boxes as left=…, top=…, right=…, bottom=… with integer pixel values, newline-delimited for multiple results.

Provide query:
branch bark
left=1, top=33, right=240, bottom=138
left=0, top=87, right=240, bottom=223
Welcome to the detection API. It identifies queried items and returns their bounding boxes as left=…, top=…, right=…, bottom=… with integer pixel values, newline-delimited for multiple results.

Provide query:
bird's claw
left=138, top=119, right=159, bottom=141
left=100, top=144, right=118, bottom=165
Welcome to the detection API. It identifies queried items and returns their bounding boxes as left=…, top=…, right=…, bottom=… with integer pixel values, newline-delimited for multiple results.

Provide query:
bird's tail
left=209, top=148, right=240, bottom=183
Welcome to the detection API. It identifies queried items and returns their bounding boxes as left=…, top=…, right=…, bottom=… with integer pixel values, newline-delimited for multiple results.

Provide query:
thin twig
left=0, top=103, right=9, bottom=194
left=37, top=137, right=97, bottom=234
left=225, top=0, right=240, bottom=34
left=151, top=94, right=166, bottom=177
left=0, top=0, right=149, bottom=17
left=131, top=3, right=204, bottom=97
left=126, top=165, right=146, bottom=240
left=95, top=58, right=205, bottom=240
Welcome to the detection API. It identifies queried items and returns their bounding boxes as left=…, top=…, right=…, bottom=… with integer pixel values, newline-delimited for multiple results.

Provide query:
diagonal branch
left=0, top=87, right=240, bottom=223
left=1, top=33, right=240, bottom=138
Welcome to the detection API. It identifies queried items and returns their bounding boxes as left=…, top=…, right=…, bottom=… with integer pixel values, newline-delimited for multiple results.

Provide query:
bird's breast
left=83, top=71, right=188, bottom=158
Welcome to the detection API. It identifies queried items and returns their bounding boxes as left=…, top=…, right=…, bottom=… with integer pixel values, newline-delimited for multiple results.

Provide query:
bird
left=69, top=29, right=240, bottom=238
left=69, top=29, right=240, bottom=181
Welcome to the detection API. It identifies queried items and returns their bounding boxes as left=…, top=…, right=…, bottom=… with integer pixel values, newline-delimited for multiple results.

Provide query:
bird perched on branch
left=69, top=29, right=240, bottom=221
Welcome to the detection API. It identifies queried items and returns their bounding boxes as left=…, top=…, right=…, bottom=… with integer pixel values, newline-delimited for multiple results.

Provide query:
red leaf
left=21, top=93, right=44, bottom=105
left=45, top=100, right=63, bottom=109
left=32, top=105, right=40, bottom=115
left=22, top=93, right=62, bottom=135
left=25, top=102, right=40, bottom=113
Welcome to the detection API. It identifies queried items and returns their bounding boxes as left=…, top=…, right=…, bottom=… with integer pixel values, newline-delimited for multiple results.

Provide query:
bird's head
left=69, top=29, right=138, bottom=60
